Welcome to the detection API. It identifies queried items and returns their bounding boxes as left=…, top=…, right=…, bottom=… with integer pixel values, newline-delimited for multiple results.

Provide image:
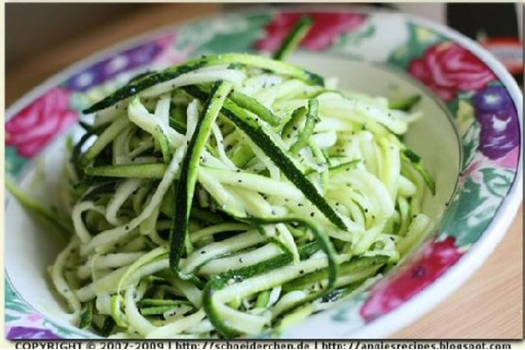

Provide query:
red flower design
left=6, top=88, right=78, bottom=158
left=360, top=237, right=464, bottom=321
left=408, top=42, right=496, bottom=102
left=256, top=12, right=367, bottom=52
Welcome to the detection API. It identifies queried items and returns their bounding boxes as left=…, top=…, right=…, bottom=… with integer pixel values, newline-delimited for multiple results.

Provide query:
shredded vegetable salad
left=7, top=18, right=435, bottom=338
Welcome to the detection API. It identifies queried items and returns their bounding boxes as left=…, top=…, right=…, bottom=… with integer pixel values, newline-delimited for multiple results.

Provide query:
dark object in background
left=447, top=3, right=523, bottom=83
left=6, top=3, right=146, bottom=68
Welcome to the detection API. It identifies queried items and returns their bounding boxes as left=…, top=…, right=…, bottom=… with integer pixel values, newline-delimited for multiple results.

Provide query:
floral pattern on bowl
left=408, top=42, right=496, bottom=102
left=4, top=9, right=522, bottom=339
left=6, top=88, right=78, bottom=158
left=256, top=12, right=367, bottom=51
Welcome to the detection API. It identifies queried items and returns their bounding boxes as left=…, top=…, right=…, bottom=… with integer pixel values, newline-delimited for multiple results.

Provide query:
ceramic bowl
left=5, top=8, right=522, bottom=339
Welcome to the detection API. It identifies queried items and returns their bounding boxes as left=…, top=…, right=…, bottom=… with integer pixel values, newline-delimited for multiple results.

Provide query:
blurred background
left=6, top=3, right=523, bottom=105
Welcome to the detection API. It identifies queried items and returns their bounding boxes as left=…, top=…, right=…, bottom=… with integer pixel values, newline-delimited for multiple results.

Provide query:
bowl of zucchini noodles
left=5, top=9, right=522, bottom=339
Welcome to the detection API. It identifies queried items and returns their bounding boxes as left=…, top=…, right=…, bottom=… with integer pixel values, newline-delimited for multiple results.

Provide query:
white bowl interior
left=5, top=54, right=461, bottom=337
left=6, top=137, right=83, bottom=331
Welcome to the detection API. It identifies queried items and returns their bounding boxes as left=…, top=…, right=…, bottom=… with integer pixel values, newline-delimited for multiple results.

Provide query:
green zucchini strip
left=80, top=117, right=129, bottom=166
left=72, top=123, right=108, bottom=178
left=229, top=90, right=281, bottom=126
left=170, top=81, right=233, bottom=271
left=203, top=253, right=292, bottom=337
left=84, top=53, right=324, bottom=113
left=283, top=255, right=388, bottom=291
left=389, top=94, right=421, bottom=111
left=281, top=106, right=307, bottom=139
left=79, top=300, right=95, bottom=329
left=273, top=16, right=313, bottom=61
left=328, top=159, right=361, bottom=175
left=136, top=299, right=192, bottom=307
left=155, top=126, right=172, bottom=164
left=85, top=163, right=167, bottom=179
left=6, top=177, right=72, bottom=243
left=289, top=99, right=319, bottom=155
left=203, top=216, right=338, bottom=337
left=401, top=149, right=436, bottom=195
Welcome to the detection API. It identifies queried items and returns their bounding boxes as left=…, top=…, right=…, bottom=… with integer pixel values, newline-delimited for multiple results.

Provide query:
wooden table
left=6, top=3, right=523, bottom=339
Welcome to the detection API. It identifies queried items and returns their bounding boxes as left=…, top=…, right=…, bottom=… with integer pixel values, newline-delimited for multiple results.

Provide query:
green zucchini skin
left=203, top=239, right=322, bottom=337
left=255, top=290, right=271, bottom=308
left=139, top=306, right=178, bottom=315
left=100, top=317, right=116, bottom=337
left=222, top=104, right=347, bottom=231
left=183, top=85, right=348, bottom=232
left=202, top=216, right=338, bottom=337
left=203, top=252, right=292, bottom=337
left=389, top=94, right=421, bottom=112
left=402, top=149, right=436, bottom=195
left=129, top=70, right=156, bottom=84
left=273, top=16, right=313, bottom=61
left=79, top=300, right=95, bottom=329
left=83, top=53, right=324, bottom=114
left=136, top=299, right=191, bottom=307
left=170, top=81, right=233, bottom=272
left=283, top=255, right=389, bottom=291
left=230, top=144, right=256, bottom=168
left=85, top=163, right=167, bottom=179
left=244, top=216, right=338, bottom=288
left=156, top=126, right=172, bottom=164
left=5, top=178, right=73, bottom=243
left=72, top=124, right=108, bottom=179
left=228, top=90, right=281, bottom=126
left=289, top=99, right=319, bottom=155
left=328, top=159, right=361, bottom=175
left=282, top=106, right=307, bottom=140
left=169, top=104, right=188, bottom=133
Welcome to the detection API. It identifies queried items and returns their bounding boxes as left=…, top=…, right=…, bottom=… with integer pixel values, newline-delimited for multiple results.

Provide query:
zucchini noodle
left=7, top=19, right=436, bottom=339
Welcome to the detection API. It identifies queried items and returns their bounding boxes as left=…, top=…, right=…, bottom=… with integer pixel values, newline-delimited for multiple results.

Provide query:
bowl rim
left=345, top=11, right=523, bottom=339
left=4, top=6, right=523, bottom=339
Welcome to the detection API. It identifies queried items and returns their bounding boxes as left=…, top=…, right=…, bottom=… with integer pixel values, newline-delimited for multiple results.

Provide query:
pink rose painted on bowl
left=6, top=87, right=78, bottom=158
left=408, top=42, right=496, bottom=102
left=360, top=237, right=464, bottom=321
left=256, top=12, right=367, bottom=52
